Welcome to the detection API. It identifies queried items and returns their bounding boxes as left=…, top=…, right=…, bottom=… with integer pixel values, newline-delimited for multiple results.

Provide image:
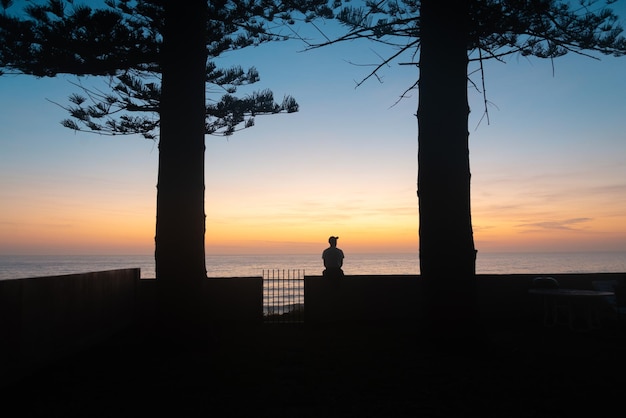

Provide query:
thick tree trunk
left=418, top=0, right=477, bottom=338
left=155, top=1, right=208, bottom=335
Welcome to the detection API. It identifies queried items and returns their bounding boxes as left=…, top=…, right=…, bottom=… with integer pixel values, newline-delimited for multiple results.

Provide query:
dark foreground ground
left=3, top=317, right=626, bottom=418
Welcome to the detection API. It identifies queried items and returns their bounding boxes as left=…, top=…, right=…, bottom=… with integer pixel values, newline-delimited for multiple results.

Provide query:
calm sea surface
left=0, top=252, right=625, bottom=280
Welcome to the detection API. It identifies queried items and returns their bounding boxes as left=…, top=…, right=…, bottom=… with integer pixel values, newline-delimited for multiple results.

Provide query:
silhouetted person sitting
left=322, top=236, right=344, bottom=278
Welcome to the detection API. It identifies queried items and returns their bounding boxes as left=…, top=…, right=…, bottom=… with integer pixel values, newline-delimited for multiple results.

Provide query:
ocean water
left=0, top=252, right=625, bottom=281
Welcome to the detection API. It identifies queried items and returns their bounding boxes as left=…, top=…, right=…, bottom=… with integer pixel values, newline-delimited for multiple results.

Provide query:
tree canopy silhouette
left=299, top=0, right=626, bottom=337
left=0, top=0, right=329, bottom=285
left=0, top=0, right=305, bottom=138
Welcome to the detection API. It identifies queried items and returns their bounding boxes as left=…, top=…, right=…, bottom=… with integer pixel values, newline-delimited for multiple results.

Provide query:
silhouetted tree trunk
left=307, top=0, right=625, bottom=342
left=156, top=1, right=208, bottom=333
left=418, top=0, right=477, bottom=338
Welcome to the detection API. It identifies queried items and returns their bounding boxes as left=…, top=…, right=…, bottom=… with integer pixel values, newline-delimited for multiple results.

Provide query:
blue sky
left=1, top=1, right=625, bottom=255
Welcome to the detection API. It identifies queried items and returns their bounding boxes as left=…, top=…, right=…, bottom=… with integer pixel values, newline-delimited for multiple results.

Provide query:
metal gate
left=263, top=269, right=304, bottom=324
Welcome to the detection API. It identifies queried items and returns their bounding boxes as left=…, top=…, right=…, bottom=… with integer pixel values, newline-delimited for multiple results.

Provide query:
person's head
left=328, top=236, right=338, bottom=247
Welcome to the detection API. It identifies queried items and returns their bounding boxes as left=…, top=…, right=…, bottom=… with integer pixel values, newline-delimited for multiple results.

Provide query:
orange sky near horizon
left=3, top=172, right=625, bottom=256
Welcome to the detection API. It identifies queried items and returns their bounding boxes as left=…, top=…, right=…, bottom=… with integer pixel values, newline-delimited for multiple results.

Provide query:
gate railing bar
left=263, top=269, right=304, bottom=324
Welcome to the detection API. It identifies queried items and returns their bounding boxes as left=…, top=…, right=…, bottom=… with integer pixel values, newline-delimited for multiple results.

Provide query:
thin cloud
left=516, top=217, right=592, bottom=232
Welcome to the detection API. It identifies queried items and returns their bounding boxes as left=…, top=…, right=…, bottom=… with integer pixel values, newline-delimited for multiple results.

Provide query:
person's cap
left=328, top=236, right=338, bottom=243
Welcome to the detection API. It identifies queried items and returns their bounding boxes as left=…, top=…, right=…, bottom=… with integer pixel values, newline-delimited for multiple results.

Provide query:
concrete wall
left=2, top=269, right=623, bottom=385
left=0, top=269, right=139, bottom=387
left=136, top=277, right=264, bottom=327
left=476, top=272, right=626, bottom=320
left=305, top=275, right=422, bottom=322
left=203, top=277, right=264, bottom=324
left=304, top=273, right=626, bottom=323
left=1, top=272, right=264, bottom=387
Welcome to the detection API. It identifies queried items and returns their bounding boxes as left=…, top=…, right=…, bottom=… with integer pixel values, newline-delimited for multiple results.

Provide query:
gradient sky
left=1, top=2, right=626, bottom=256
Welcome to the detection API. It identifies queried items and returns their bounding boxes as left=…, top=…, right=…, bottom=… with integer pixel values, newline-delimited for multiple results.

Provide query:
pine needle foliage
left=0, top=0, right=331, bottom=138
